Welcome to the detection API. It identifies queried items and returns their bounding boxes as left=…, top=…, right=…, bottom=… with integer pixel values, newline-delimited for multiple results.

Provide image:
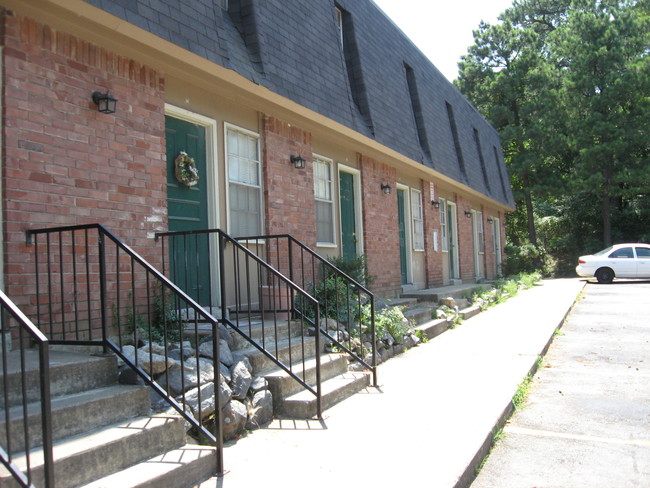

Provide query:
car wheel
left=595, top=267, right=614, bottom=284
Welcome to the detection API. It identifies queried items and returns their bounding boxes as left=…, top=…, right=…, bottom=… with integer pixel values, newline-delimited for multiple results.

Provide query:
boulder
left=250, top=376, right=269, bottom=394
left=222, top=400, right=248, bottom=441
left=166, top=357, right=215, bottom=396
left=439, top=297, right=457, bottom=308
left=199, top=339, right=233, bottom=366
left=120, top=345, right=174, bottom=376
left=183, top=375, right=232, bottom=421
left=246, top=390, right=273, bottom=430
left=230, top=360, right=253, bottom=400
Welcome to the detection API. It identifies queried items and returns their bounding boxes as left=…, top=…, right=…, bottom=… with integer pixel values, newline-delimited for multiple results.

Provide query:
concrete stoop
left=0, top=350, right=217, bottom=488
left=231, top=320, right=371, bottom=419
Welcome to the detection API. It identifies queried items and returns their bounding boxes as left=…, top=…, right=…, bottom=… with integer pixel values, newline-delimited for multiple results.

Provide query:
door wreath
left=174, top=151, right=200, bottom=187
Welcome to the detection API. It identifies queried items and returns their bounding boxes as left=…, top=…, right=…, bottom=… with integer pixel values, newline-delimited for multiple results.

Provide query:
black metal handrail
left=155, top=229, right=322, bottom=415
left=236, top=234, right=378, bottom=387
left=23, top=223, right=226, bottom=479
left=1, top=289, right=54, bottom=488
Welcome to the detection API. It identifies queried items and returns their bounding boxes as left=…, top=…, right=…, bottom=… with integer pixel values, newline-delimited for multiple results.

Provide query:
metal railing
left=155, top=229, right=323, bottom=416
left=1, top=289, right=54, bottom=488
left=23, top=223, right=226, bottom=480
left=237, top=234, right=377, bottom=387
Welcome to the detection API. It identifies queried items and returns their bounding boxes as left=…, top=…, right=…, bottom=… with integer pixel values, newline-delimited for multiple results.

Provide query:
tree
left=457, top=0, right=650, bottom=274
left=549, top=0, right=650, bottom=246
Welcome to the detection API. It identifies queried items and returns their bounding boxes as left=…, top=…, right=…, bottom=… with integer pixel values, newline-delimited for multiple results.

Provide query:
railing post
left=370, top=295, right=378, bottom=387
left=98, top=231, right=109, bottom=354
left=39, top=344, right=55, bottom=487
left=216, top=232, right=226, bottom=475
left=314, top=302, right=322, bottom=419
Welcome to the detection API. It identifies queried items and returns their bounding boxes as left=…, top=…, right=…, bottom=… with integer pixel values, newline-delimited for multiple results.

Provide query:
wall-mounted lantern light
left=487, top=217, right=494, bottom=224
left=464, top=210, right=472, bottom=218
left=92, top=90, right=117, bottom=114
left=290, top=155, right=306, bottom=169
left=431, top=200, right=440, bottom=208
left=381, top=183, right=392, bottom=195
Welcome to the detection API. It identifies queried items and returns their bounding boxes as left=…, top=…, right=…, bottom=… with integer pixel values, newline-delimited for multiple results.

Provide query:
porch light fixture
left=431, top=200, right=440, bottom=208
left=487, top=217, right=494, bottom=224
left=381, top=183, right=392, bottom=195
left=464, top=210, right=472, bottom=218
left=290, top=155, right=306, bottom=169
left=92, top=90, right=117, bottom=114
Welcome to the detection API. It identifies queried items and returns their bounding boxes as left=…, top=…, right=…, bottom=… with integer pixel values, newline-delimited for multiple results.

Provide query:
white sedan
left=576, top=243, right=650, bottom=283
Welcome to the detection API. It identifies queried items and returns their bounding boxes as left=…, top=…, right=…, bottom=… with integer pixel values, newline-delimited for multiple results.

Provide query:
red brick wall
left=2, top=12, right=166, bottom=308
left=423, top=181, right=443, bottom=286
left=359, top=155, right=400, bottom=297
left=261, top=116, right=315, bottom=246
left=456, top=195, right=475, bottom=281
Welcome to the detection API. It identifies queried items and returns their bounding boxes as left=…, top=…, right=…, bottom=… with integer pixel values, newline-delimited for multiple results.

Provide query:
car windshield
left=594, top=246, right=614, bottom=256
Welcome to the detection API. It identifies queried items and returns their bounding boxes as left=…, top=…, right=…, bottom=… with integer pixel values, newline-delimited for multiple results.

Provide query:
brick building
left=1, top=0, right=514, bottom=304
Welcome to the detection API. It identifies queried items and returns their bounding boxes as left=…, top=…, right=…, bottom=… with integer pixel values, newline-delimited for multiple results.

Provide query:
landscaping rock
left=246, top=390, right=273, bottom=430
left=120, top=345, right=174, bottom=376
left=166, top=357, right=215, bottom=396
left=222, top=400, right=248, bottom=441
left=230, top=360, right=253, bottom=400
left=250, top=376, right=268, bottom=394
left=439, top=297, right=457, bottom=308
left=183, top=375, right=232, bottom=421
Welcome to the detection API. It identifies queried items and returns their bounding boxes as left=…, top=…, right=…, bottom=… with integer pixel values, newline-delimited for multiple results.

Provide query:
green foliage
left=512, top=373, right=534, bottom=410
left=458, top=0, right=650, bottom=274
left=326, top=254, right=373, bottom=287
left=309, top=275, right=361, bottom=323
left=360, top=304, right=410, bottom=342
left=111, top=286, right=182, bottom=344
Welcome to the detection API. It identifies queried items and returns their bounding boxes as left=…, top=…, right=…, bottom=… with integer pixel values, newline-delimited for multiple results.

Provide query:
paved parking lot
left=472, top=280, right=650, bottom=488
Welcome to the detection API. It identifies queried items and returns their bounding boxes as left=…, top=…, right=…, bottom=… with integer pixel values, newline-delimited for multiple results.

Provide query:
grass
left=512, top=372, right=534, bottom=410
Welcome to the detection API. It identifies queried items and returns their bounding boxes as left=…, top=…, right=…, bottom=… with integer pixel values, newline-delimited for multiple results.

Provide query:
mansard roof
left=84, top=0, right=514, bottom=207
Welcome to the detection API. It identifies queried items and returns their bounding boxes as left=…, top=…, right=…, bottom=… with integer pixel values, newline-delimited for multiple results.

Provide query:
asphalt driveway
left=471, top=280, right=650, bottom=488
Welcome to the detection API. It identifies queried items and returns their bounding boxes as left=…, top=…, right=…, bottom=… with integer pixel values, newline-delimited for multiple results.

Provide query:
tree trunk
left=602, top=167, right=612, bottom=246
left=523, top=171, right=537, bottom=247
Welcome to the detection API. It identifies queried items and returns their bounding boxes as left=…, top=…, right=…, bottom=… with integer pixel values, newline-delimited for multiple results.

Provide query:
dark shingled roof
left=84, top=0, right=514, bottom=207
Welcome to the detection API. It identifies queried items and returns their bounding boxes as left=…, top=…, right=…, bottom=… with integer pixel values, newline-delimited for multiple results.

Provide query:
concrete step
left=403, top=306, right=434, bottom=326
left=0, top=384, right=150, bottom=452
left=237, top=335, right=319, bottom=374
left=0, top=350, right=117, bottom=408
left=279, top=371, right=371, bottom=419
left=400, top=283, right=492, bottom=304
left=413, top=318, right=449, bottom=341
left=263, top=354, right=349, bottom=403
left=80, top=445, right=218, bottom=488
left=1, top=414, right=187, bottom=488
left=227, top=319, right=306, bottom=350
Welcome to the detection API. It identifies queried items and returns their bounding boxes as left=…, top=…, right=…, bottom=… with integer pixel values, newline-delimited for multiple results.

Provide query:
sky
left=372, top=0, right=515, bottom=82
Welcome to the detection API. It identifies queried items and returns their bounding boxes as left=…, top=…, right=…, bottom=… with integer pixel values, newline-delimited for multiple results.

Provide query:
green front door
left=339, top=171, right=357, bottom=261
left=166, top=116, right=210, bottom=303
left=397, top=188, right=408, bottom=285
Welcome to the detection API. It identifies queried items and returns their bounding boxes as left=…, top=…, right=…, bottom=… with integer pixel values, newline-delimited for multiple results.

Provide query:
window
left=475, top=211, right=485, bottom=254
left=411, top=189, right=424, bottom=251
left=610, top=247, right=633, bottom=258
left=636, top=247, right=650, bottom=258
left=226, top=124, right=262, bottom=237
left=440, top=199, right=448, bottom=252
left=313, top=155, right=335, bottom=245
left=335, top=7, right=343, bottom=45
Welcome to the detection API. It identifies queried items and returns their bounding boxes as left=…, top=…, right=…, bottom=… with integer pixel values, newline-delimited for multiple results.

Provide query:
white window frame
left=313, top=154, right=336, bottom=247
left=335, top=7, right=344, bottom=45
left=440, top=198, right=449, bottom=252
left=475, top=210, right=485, bottom=254
left=338, top=165, right=364, bottom=255
left=410, top=188, right=424, bottom=251
left=224, top=123, right=262, bottom=238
